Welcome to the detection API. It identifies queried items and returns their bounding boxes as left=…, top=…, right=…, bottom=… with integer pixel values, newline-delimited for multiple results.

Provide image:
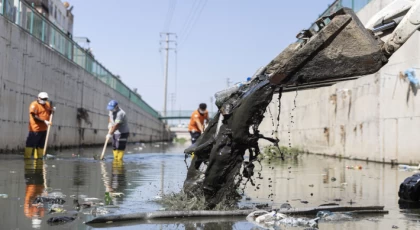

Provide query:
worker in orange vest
left=24, top=92, right=55, bottom=159
left=188, top=103, right=209, bottom=144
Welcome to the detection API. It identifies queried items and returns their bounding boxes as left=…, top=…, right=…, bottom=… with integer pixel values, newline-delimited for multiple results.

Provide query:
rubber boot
left=113, top=150, right=118, bottom=159
left=112, top=159, right=124, bottom=174
left=24, top=148, right=33, bottom=159
left=34, top=148, right=44, bottom=159
left=116, top=150, right=124, bottom=160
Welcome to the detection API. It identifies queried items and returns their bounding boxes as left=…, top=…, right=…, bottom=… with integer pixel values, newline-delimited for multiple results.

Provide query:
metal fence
left=0, top=0, right=160, bottom=118
left=159, top=110, right=216, bottom=119
left=306, top=0, right=372, bottom=36
left=319, top=0, right=372, bottom=18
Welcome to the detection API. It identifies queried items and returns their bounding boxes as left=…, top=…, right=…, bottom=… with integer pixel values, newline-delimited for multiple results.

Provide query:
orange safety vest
left=29, top=101, right=51, bottom=132
left=188, top=110, right=208, bottom=132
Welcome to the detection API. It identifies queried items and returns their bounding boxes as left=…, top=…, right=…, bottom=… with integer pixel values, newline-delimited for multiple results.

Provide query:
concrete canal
left=0, top=144, right=419, bottom=229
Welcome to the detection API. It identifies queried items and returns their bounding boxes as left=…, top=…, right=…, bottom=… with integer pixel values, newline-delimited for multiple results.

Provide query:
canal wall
left=260, top=0, right=420, bottom=165
left=0, top=15, right=171, bottom=152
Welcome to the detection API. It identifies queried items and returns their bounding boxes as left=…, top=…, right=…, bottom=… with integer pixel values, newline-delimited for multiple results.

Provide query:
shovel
left=43, top=110, right=54, bottom=159
left=99, top=128, right=112, bottom=160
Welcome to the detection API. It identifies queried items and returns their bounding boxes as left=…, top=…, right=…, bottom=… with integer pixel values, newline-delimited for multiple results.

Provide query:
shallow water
left=0, top=143, right=419, bottom=229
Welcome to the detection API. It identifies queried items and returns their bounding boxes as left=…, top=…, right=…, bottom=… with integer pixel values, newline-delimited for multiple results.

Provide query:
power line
left=174, top=48, right=178, bottom=98
left=179, top=0, right=208, bottom=48
left=163, top=0, right=178, bottom=32
left=178, top=0, right=200, bottom=39
left=178, top=0, right=207, bottom=44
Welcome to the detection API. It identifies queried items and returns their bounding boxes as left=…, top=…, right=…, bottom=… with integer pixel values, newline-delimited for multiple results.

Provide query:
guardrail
left=0, top=0, right=160, bottom=118
left=159, top=110, right=216, bottom=119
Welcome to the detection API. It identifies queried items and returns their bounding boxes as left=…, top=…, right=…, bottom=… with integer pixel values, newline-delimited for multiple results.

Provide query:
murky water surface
left=0, top=143, right=419, bottom=229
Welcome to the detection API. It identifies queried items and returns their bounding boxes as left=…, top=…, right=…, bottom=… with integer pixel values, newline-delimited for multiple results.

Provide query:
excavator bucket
left=267, top=8, right=389, bottom=88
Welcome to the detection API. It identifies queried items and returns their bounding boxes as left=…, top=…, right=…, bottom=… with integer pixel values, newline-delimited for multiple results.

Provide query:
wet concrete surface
left=0, top=143, right=419, bottom=229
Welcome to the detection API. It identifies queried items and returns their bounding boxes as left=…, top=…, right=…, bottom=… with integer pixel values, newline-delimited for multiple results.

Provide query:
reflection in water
left=73, top=161, right=86, bottom=187
left=100, top=160, right=127, bottom=205
left=398, top=199, right=420, bottom=210
left=24, top=159, right=45, bottom=229
left=184, top=221, right=235, bottom=230
left=111, top=159, right=127, bottom=205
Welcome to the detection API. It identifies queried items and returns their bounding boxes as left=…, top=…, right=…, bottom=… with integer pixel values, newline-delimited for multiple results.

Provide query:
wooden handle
left=99, top=128, right=112, bottom=160
left=43, top=112, right=54, bottom=158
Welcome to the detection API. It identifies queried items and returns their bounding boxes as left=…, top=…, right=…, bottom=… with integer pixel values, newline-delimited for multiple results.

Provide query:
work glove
left=106, top=133, right=113, bottom=139
left=44, top=120, right=51, bottom=126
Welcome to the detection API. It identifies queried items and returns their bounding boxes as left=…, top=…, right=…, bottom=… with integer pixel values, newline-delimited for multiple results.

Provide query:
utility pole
left=226, top=78, right=232, bottom=88
left=160, top=32, right=177, bottom=118
left=170, top=93, right=176, bottom=113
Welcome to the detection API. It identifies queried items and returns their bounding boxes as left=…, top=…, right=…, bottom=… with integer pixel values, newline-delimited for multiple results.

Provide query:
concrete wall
left=260, top=0, right=420, bottom=165
left=0, top=15, right=171, bottom=152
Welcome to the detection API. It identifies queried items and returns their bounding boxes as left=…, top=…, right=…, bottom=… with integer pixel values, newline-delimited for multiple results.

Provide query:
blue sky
left=69, top=0, right=334, bottom=113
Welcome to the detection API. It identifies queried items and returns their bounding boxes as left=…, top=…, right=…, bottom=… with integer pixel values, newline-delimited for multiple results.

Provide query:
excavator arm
left=266, top=0, right=420, bottom=89
left=369, top=0, right=420, bottom=57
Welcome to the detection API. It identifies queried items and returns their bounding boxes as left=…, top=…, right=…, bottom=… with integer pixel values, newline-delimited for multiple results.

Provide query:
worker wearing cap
left=106, top=100, right=130, bottom=160
left=188, top=103, right=209, bottom=144
left=24, top=92, right=54, bottom=159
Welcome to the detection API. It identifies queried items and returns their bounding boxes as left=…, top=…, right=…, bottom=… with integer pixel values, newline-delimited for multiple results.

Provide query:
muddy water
left=0, top=144, right=419, bottom=229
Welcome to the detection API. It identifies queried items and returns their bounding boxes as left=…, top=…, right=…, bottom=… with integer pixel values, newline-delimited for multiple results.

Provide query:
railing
left=159, top=110, right=216, bottom=119
left=306, top=0, right=372, bottom=36
left=0, top=0, right=160, bottom=118
left=318, top=0, right=372, bottom=18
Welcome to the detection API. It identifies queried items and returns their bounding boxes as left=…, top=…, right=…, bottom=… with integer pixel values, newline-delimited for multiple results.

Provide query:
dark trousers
left=112, top=133, right=129, bottom=151
left=190, top=131, right=201, bottom=144
left=25, top=131, right=47, bottom=148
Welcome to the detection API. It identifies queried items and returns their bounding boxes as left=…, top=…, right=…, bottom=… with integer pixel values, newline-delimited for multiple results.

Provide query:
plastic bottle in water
left=214, top=82, right=245, bottom=107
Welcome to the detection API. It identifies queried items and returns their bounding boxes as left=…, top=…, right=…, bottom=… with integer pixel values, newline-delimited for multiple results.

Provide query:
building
left=23, top=0, right=73, bottom=37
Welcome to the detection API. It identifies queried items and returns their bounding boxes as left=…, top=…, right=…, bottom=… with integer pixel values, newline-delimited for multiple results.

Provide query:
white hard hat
left=38, top=92, right=49, bottom=98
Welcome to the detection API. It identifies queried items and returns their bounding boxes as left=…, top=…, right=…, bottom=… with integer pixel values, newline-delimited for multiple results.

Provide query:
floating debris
left=33, top=197, right=65, bottom=205
left=316, top=211, right=352, bottom=221
left=84, top=197, right=101, bottom=202
left=246, top=210, right=319, bottom=229
left=110, top=192, right=124, bottom=198
left=49, top=207, right=66, bottom=214
left=0, top=194, right=8, bottom=199
left=47, top=216, right=75, bottom=226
